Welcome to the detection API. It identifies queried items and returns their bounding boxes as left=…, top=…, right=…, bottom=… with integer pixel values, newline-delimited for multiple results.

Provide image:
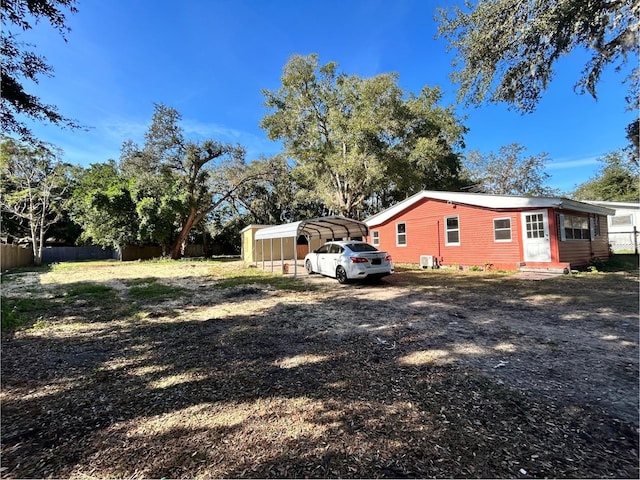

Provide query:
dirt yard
left=1, top=260, right=638, bottom=478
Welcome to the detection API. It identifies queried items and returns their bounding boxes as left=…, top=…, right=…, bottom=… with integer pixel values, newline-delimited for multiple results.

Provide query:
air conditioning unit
left=420, top=255, right=436, bottom=269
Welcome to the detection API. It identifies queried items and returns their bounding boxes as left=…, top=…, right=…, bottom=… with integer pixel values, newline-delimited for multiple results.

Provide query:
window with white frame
left=372, top=230, right=380, bottom=246
left=445, top=216, right=460, bottom=245
left=563, top=215, right=589, bottom=240
left=396, top=223, right=406, bottom=246
left=611, top=214, right=633, bottom=227
left=493, top=218, right=512, bottom=241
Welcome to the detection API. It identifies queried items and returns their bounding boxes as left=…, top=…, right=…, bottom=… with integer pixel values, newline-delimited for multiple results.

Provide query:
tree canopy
left=69, top=160, right=139, bottom=249
left=1, top=0, right=82, bottom=141
left=437, top=0, right=639, bottom=113
left=120, top=104, right=272, bottom=259
left=261, top=54, right=467, bottom=218
left=461, top=143, right=557, bottom=196
left=0, top=136, right=71, bottom=265
left=572, top=150, right=639, bottom=201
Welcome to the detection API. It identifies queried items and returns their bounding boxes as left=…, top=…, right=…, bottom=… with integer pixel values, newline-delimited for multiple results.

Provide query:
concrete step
left=518, top=266, right=569, bottom=274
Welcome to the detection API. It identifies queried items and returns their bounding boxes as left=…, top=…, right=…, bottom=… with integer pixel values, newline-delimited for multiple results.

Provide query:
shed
left=241, top=216, right=369, bottom=275
left=365, top=190, right=615, bottom=272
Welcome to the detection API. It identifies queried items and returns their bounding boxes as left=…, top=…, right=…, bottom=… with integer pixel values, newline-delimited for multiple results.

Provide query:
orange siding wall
left=370, top=199, right=525, bottom=270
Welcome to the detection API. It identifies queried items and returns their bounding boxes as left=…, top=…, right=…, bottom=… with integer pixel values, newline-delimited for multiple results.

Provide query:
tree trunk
left=170, top=209, right=198, bottom=259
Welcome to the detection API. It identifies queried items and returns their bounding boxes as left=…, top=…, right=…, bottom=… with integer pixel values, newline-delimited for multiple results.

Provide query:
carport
left=254, top=216, right=369, bottom=277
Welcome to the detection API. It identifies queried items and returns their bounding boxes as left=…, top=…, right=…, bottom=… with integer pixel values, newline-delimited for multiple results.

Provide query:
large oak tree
left=261, top=54, right=467, bottom=218
left=120, top=104, right=270, bottom=259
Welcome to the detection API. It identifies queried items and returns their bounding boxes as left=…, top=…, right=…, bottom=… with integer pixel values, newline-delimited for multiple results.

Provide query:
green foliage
left=437, top=0, right=638, bottom=113
left=230, top=154, right=328, bottom=225
left=69, top=160, right=139, bottom=248
left=125, top=278, right=185, bottom=299
left=261, top=54, right=466, bottom=218
left=64, top=283, right=118, bottom=302
left=599, top=254, right=639, bottom=273
left=120, top=103, right=267, bottom=259
left=1, top=296, right=53, bottom=331
left=572, top=150, right=639, bottom=201
left=1, top=0, right=81, bottom=141
left=0, top=137, right=72, bottom=265
left=461, top=143, right=558, bottom=195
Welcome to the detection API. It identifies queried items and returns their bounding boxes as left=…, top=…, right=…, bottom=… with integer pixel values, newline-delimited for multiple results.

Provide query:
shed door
left=521, top=211, right=551, bottom=262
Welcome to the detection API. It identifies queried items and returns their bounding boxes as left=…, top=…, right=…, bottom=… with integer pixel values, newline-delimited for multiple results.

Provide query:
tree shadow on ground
left=1, top=268, right=638, bottom=478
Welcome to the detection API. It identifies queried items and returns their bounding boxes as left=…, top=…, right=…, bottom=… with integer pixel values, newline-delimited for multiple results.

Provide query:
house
left=364, top=191, right=615, bottom=272
left=583, top=200, right=639, bottom=253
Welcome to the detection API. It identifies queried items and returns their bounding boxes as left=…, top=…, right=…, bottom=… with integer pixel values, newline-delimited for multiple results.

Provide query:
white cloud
left=546, top=156, right=602, bottom=170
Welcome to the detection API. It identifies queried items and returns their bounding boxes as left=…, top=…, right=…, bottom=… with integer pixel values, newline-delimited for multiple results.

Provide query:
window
left=563, top=215, right=589, bottom=240
left=493, top=218, right=512, bottom=241
left=611, top=214, right=633, bottom=227
left=315, top=244, right=330, bottom=254
left=525, top=213, right=545, bottom=239
left=328, top=244, right=344, bottom=254
left=347, top=243, right=378, bottom=252
left=445, top=216, right=460, bottom=245
left=372, top=230, right=380, bottom=246
left=396, top=223, right=406, bottom=246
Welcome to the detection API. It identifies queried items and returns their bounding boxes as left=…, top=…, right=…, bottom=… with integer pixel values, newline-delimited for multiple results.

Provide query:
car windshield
left=346, top=243, right=378, bottom=252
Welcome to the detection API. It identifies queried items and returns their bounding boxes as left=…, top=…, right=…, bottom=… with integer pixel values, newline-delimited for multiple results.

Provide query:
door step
left=518, top=266, right=569, bottom=274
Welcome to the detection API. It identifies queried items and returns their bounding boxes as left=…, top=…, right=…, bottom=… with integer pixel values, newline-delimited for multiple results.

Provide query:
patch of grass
left=49, top=260, right=117, bottom=273
left=64, top=283, right=118, bottom=302
left=602, top=253, right=639, bottom=273
left=1, top=296, right=54, bottom=331
left=127, top=279, right=185, bottom=300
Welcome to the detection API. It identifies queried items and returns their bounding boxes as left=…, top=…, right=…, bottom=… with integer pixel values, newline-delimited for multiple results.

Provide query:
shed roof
left=254, top=215, right=368, bottom=241
left=366, top=190, right=616, bottom=227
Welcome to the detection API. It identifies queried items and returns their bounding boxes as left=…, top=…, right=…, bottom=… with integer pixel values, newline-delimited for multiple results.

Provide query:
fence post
left=634, top=226, right=638, bottom=255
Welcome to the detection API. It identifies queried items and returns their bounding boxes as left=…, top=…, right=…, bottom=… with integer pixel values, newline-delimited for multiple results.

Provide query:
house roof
left=254, top=215, right=369, bottom=241
left=583, top=200, right=640, bottom=210
left=365, top=190, right=616, bottom=227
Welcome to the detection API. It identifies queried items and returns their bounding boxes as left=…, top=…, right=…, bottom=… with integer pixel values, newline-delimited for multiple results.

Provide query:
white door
left=521, top=210, right=551, bottom=262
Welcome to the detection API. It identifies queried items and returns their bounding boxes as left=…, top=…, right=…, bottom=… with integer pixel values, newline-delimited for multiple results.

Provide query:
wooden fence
left=42, top=246, right=116, bottom=263
left=119, top=245, right=164, bottom=261
left=1, top=244, right=34, bottom=271
left=119, top=244, right=205, bottom=260
left=1, top=243, right=209, bottom=269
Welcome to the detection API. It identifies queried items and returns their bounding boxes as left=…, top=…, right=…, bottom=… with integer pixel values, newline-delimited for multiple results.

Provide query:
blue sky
left=15, top=0, right=636, bottom=194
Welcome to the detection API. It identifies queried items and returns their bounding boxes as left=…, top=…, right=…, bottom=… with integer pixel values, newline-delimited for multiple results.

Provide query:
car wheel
left=336, top=266, right=348, bottom=284
left=305, top=259, right=314, bottom=274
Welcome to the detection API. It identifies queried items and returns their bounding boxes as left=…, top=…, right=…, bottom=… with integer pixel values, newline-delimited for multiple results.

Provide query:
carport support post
left=261, top=239, right=265, bottom=270
left=270, top=238, right=273, bottom=273
left=280, top=237, right=284, bottom=274
left=294, top=236, right=298, bottom=277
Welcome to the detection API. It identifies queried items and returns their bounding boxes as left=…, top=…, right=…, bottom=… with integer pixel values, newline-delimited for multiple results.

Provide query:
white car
left=304, top=241, right=393, bottom=284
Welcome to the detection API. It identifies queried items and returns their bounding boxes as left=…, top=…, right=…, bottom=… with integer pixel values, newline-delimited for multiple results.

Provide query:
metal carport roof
left=254, top=215, right=369, bottom=240
left=253, top=216, right=369, bottom=277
